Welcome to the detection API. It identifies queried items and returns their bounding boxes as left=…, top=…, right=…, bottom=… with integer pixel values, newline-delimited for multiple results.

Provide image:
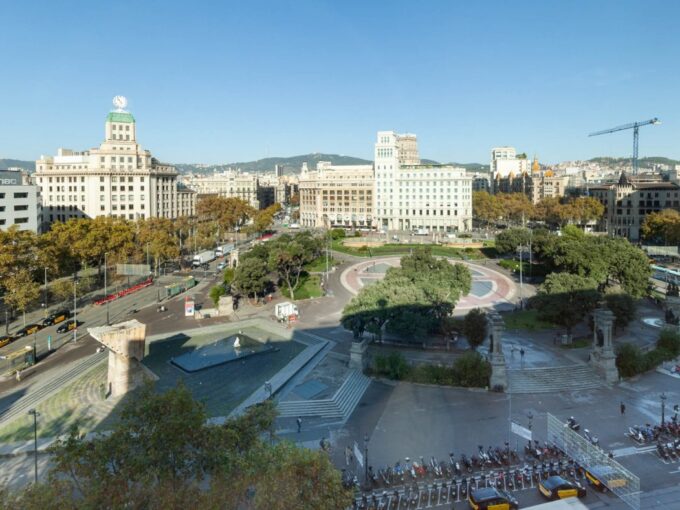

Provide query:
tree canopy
left=641, top=208, right=680, bottom=244
left=342, top=248, right=471, bottom=341
left=1, top=383, right=351, bottom=509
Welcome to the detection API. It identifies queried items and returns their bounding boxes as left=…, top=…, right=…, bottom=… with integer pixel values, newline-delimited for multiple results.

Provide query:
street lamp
left=27, top=409, right=39, bottom=483
left=72, top=273, right=79, bottom=343
left=104, top=252, right=110, bottom=325
left=43, top=267, right=48, bottom=317
left=527, top=412, right=534, bottom=431
left=661, top=392, right=667, bottom=425
left=363, top=434, right=369, bottom=487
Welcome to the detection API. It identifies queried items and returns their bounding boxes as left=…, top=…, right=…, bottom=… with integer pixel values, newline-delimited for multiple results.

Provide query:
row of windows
left=0, top=218, right=29, bottom=226
left=112, top=124, right=130, bottom=131
left=0, top=192, right=28, bottom=199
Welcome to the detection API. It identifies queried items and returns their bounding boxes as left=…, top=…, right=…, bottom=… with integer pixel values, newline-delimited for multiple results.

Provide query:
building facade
left=35, top=100, right=188, bottom=225
left=180, top=171, right=260, bottom=209
left=375, top=131, right=472, bottom=232
left=0, top=170, right=42, bottom=232
left=490, top=146, right=529, bottom=193
left=589, top=173, right=680, bottom=240
left=299, top=162, right=374, bottom=229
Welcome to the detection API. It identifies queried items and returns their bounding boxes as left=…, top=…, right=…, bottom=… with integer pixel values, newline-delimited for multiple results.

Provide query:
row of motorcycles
left=349, top=443, right=523, bottom=490
left=350, top=459, right=586, bottom=510
left=656, top=439, right=680, bottom=460
left=629, top=419, right=680, bottom=445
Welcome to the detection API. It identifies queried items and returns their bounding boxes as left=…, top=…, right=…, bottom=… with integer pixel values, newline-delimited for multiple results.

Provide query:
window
left=14, top=205, right=28, bottom=211
left=13, top=192, right=28, bottom=199
left=100, top=195, right=105, bottom=201
left=128, top=177, right=133, bottom=182
left=112, top=186, right=117, bottom=191
left=0, top=193, right=4, bottom=199
left=100, top=177, right=104, bottom=182
left=14, top=218, right=29, bottom=224
left=100, top=205, right=105, bottom=211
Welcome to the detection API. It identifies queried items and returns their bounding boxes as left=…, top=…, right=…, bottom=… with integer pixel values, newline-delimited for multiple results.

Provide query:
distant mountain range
left=3, top=154, right=676, bottom=176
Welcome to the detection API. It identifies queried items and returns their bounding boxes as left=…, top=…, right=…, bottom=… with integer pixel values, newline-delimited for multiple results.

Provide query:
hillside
left=588, top=156, right=680, bottom=168
left=0, top=159, right=35, bottom=171
left=175, top=154, right=373, bottom=175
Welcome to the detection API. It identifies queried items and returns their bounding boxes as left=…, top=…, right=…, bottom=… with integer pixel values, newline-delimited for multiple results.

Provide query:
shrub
left=330, top=228, right=346, bottom=240
left=616, top=343, right=643, bottom=377
left=372, top=352, right=410, bottom=380
left=657, top=328, right=680, bottom=357
left=453, top=351, right=491, bottom=387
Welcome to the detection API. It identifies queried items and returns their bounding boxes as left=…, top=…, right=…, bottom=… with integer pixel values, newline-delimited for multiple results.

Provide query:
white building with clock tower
left=34, top=97, right=195, bottom=225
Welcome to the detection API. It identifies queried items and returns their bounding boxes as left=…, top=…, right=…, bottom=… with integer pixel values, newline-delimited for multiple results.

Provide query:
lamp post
left=27, top=409, right=39, bottom=483
left=104, top=252, right=110, bottom=326
left=43, top=267, right=48, bottom=317
left=363, top=434, right=369, bottom=487
left=72, top=273, right=78, bottom=343
left=661, top=392, right=667, bottom=425
left=32, top=331, right=37, bottom=365
left=527, top=412, right=534, bottom=431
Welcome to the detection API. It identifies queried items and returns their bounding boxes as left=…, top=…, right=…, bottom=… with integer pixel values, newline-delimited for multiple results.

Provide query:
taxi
left=42, top=309, right=70, bottom=326
left=0, top=336, right=13, bottom=348
left=56, top=320, right=79, bottom=334
left=539, top=475, right=586, bottom=500
left=584, top=465, right=627, bottom=492
left=468, top=487, right=518, bottom=510
left=14, top=323, right=42, bottom=338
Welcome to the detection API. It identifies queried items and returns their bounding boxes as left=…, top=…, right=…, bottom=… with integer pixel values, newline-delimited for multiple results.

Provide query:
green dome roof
left=106, top=112, right=135, bottom=123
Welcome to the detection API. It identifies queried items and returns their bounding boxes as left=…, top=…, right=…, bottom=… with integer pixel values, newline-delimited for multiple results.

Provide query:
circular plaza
left=340, top=256, right=517, bottom=313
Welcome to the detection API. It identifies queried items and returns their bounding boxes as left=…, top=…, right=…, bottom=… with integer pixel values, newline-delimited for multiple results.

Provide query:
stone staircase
left=277, top=369, right=371, bottom=419
left=507, top=364, right=605, bottom=394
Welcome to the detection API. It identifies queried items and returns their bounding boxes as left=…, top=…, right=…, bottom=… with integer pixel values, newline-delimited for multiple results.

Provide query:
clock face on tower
left=112, top=95, right=128, bottom=110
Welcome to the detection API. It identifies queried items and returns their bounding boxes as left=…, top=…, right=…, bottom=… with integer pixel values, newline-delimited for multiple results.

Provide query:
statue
left=596, top=327, right=604, bottom=347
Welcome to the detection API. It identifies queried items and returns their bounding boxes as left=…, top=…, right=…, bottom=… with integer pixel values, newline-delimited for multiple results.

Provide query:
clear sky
left=1, top=0, right=678, bottom=165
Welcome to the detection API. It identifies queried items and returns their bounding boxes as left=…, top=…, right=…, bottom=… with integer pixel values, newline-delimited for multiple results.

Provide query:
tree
left=17, top=383, right=352, bottom=509
left=3, top=269, right=40, bottom=326
left=209, top=285, right=226, bottom=307
left=196, top=196, right=255, bottom=235
left=232, top=257, right=270, bottom=303
left=604, top=293, right=636, bottom=332
left=462, top=308, right=487, bottom=350
left=495, top=228, right=531, bottom=255
left=472, top=191, right=502, bottom=226
left=533, top=272, right=600, bottom=337
left=641, top=209, right=680, bottom=244
left=246, top=203, right=281, bottom=235
left=136, top=217, right=181, bottom=274
left=496, top=193, right=535, bottom=224
left=268, top=233, right=320, bottom=300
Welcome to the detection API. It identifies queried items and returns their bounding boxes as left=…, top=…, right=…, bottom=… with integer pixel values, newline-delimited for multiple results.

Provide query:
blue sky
left=1, top=0, right=678, bottom=165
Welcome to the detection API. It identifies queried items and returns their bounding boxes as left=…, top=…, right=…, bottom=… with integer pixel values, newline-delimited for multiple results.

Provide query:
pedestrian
left=620, top=402, right=626, bottom=415
left=296, top=416, right=302, bottom=433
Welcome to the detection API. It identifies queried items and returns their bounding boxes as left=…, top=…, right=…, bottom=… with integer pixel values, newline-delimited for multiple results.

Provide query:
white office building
left=0, top=170, right=42, bottom=232
left=374, top=131, right=472, bottom=232
left=35, top=97, right=189, bottom=225
left=490, top=146, right=529, bottom=193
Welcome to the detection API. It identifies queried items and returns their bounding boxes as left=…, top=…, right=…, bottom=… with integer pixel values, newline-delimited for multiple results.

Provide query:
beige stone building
left=589, top=173, right=680, bottom=241
left=180, top=171, right=260, bottom=209
left=299, top=161, right=375, bottom=229
left=35, top=99, right=189, bottom=224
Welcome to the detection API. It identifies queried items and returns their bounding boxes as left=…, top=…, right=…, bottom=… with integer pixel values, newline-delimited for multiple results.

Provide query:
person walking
left=297, top=416, right=302, bottom=433
left=620, top=402, right=626, bottom=415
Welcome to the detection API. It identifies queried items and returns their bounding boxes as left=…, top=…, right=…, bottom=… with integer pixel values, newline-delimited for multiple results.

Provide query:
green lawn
left=331, top=240, right=494, bottom=259
left=280, top=273, right=323, bottom=300
left=303, top=255, right=336, bottom=272
left=502, top=309, right=555, bottom=331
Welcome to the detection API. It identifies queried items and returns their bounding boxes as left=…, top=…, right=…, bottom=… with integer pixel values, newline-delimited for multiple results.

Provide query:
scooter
left=567, top=416, right=580, bottom=431
left=584, top=429, right=600, bottom=447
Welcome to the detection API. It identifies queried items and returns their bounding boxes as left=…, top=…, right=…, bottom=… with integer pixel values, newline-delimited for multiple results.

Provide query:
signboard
left=116, top=264, right=151, bottom=276
left=0, top=171, right=22, bottom=186
left=184, top=298, right=195, bottom=317
left=353, top=441, right=364, bottom=468
left=511, top=421, right=532, bottom=441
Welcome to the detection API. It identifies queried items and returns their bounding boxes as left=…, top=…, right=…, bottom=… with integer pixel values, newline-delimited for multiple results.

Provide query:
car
left=41, top=309, right=71, bottom=326
left=56, top=319, right=80, bottom=334
left=539, top=475, right=587, bottom=500
left=584, top=465, right=627, bottom=492
left=468, top=487, right=518, bottom=510
left=0, top=336, right=14, bottom=348
left=217, top=262, right=227, bottom=270
left=14, top=323, right=42, bottom=338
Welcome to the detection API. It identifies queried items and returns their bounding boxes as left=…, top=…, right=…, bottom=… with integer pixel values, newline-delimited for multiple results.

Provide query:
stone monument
left=88, top=320, right=147, bottom=398
left=590, top=308, right=619, bottom=383
left=487, top=311, right=508, bottom=391
left=665, top=283, right=680, bottom=326
left=349, top=338, right=369, bottom=371
left=218, top=295, right=236, bottom=317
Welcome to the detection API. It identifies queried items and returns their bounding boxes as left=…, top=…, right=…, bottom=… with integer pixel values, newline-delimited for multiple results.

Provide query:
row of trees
left=341, top=248, right=472, bottom=340
left=473, top=192, right=604, bottom=227
left=0, top=197, right=280, bottom=320
left=0, top=383, right=350, bottom=509
left=640, top=208, right=680, bottom=244
left=227, top=231, right=323, bottom=302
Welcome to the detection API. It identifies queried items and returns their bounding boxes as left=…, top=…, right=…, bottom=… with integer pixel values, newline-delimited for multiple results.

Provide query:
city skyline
left=2, top=0, right=679, bottom=165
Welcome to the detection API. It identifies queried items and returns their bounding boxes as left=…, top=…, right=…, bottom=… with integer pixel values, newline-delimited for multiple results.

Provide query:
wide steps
left=277, top=370, right=371, bottom=419
left=507, top=364, right=604, bottom=394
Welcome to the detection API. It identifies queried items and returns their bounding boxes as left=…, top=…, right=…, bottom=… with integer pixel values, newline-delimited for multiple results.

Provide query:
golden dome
left=532, top=155, right=540, bottom=173
left=545, top=169, right=554, bottom=177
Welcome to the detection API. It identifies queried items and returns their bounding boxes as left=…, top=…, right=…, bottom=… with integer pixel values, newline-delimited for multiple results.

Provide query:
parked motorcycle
left=584, top=428, right=600, bottom=447
left=567, top=416, right=580, bottom=431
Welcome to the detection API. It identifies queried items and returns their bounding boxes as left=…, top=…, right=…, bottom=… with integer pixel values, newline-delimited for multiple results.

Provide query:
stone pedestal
left=88, top=320, right=147, bottom=398
left=349, top=339, right=369, bottom=371
left=487, top=311, right=507, bottom=391
left=590, top=308, right=619, bottom=383
left=218, top=295, right=235, bottom=317
left=665, top=295, right=680, bottom=328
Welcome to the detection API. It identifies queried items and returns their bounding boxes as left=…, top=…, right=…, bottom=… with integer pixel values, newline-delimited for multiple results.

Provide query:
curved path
left=340, top=256, right=516, bottom=312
